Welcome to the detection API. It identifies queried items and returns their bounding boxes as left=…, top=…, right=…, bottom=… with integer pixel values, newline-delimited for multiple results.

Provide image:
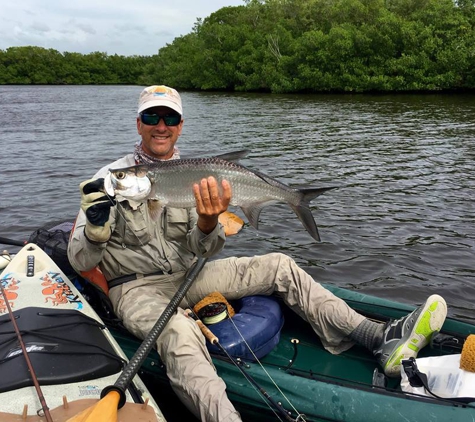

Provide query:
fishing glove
left=80, top=178, right=116, bottom=244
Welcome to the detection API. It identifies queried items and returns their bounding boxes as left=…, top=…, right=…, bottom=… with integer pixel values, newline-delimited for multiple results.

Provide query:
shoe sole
left=384, top=294, right=447, bottom=377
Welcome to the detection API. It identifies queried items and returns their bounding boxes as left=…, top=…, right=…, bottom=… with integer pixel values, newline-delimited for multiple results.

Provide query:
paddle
left=67, top=210, right=244, bottom=422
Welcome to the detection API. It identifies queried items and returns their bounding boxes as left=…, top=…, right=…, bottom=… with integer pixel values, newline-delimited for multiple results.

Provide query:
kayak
left=107, top=285, right=475, bottom=422
left=0, top=243, right=166, bottom=422
left=2, top=224, right=475, bottom=422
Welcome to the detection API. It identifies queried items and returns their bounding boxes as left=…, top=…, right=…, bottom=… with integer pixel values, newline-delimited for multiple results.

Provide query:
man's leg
left=110, top=276, right=242, bottom=422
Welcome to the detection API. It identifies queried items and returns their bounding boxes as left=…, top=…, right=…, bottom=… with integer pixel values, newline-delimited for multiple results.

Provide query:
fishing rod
left=186, top=310, right=305, bottom=422
left=0, top=277, right=54, bottom=422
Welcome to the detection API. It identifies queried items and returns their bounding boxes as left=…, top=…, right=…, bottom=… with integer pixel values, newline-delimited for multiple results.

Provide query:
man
left=68, top=85, right=448, bottom=422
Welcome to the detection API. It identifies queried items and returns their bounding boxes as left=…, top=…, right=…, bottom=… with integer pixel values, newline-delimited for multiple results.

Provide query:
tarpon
left=104, top=152, right=336, bottom=241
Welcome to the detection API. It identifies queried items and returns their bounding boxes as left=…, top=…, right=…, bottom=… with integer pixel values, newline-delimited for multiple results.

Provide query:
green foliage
left=0, top=47, right=152, bottom=85
left=1, top=0, right=475, bottom=92
left=142, top=0, right=475, bottom=92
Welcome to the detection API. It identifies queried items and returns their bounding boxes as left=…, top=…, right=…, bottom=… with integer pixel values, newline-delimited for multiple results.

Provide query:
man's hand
left=193, top=177, right=231, bottom=234
left=80, top=178, right=116, bottom=243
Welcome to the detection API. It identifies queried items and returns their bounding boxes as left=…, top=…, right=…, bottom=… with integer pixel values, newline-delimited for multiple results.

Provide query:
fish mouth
left=103, top=172, right=115, bottom=196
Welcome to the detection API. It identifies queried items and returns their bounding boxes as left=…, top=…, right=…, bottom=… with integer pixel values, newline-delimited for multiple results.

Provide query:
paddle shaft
left=0, top=236, right=26, bottom=247
left=102, top=256, right=208, bottom=406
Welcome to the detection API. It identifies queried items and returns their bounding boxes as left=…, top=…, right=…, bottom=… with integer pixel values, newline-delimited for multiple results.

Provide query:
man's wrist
left=197, top=216, right=219, bottom=235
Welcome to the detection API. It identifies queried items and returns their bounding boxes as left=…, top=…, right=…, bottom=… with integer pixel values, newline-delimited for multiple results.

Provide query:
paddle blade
left=66, top=390, right=121, bottom=422
left=219, top=211, right=244, bottom=236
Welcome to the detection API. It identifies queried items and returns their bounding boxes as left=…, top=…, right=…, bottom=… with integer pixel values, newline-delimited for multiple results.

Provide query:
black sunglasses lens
left=140, top=114, right=158, bottom=125
left=140, top=113, right=181, bottom=126
left=163, top=115, right=181, bottom=126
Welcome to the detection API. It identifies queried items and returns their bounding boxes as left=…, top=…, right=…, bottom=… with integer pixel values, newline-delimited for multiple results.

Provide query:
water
left=1, top=86, right=474, bottom=323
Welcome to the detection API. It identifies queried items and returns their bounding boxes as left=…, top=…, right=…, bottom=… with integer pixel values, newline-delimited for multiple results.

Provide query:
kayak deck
left=0, top=244, right=166, bottom=421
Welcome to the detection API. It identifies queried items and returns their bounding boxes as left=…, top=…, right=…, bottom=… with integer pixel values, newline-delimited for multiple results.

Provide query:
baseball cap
left=137, top=85, right=183, bottom=115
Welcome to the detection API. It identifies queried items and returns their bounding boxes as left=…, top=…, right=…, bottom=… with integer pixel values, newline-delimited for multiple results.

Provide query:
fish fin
left=240, top=203, right=267, bottom=230
left=291, top=187, right=337, bottom=242
left=290, top=204, right=321, bottom=242
left=213, top=150, right=250, bottom=162
left=148, top=200, right=164, bottom=221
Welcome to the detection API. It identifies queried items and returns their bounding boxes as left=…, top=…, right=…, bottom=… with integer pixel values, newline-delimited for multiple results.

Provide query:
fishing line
left=187, top=307, right=299, bottom=422
left=222, top=308, right=307, bottom=421
left=105, top=190, right=305, bottom=420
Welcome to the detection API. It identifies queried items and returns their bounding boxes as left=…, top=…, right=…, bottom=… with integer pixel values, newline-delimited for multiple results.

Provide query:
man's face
left=136, top=106, right=184, bottom=159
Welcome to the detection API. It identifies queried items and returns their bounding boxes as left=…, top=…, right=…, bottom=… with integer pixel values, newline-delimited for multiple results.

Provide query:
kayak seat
left=205, top=295, right=284, bottom=361
left=0, top=306, right=125, bottom=393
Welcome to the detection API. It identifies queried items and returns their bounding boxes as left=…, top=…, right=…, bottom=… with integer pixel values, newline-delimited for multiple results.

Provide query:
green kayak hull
left=109, top=284, right=475, bottom=422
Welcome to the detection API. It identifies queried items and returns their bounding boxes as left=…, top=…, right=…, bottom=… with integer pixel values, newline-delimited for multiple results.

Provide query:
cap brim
left=138, top=99, right=182, bottom=115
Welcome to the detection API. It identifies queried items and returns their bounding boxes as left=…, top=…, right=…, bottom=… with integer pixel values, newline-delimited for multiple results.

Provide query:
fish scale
left=146, top=158, right=301, bottom=209
left=105, top=153, right=336, bottom=242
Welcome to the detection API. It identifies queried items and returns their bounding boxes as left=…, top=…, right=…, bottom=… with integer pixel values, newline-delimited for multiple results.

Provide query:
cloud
left=0, top=0, right=244, bottom=56
left=29, top=22, right=50, bottom=34
left=74, top=22, right=96, bottom=35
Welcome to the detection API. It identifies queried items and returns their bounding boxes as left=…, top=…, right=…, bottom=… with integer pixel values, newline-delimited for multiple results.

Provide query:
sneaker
left=374, top=294, right=447, bottom=378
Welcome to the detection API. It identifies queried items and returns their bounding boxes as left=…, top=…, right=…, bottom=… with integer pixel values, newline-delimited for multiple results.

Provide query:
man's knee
left=258, top=252, right=296, bottom=273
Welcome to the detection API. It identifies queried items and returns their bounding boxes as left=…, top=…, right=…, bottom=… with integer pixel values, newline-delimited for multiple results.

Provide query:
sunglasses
left=139, top=112, right=182, bottom=126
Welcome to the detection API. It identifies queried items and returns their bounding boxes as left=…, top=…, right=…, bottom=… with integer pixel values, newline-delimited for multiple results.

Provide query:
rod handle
left=185, top=309, right=219, bottom=345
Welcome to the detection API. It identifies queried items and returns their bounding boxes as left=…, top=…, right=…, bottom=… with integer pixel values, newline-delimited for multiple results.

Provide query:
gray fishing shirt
left=68, top=153, right=226, bottom=281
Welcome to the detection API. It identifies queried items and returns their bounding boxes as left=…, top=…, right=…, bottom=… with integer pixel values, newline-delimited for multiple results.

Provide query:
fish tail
left=291, top=187, right=337, bottom=242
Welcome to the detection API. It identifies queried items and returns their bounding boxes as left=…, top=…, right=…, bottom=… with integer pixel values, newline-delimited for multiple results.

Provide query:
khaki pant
left=109, top=253, right=365, bottom=422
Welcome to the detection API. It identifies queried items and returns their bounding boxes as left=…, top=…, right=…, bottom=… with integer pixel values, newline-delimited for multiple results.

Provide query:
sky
left=0, top=0, right=245, bottom=56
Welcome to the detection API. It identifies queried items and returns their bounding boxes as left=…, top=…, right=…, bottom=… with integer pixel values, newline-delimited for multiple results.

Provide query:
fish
left=104, top=151, right=336, bottom=241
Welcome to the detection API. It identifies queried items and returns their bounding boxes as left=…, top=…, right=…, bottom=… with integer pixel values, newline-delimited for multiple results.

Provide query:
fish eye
left=116, top=171, right=127, bottom=180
